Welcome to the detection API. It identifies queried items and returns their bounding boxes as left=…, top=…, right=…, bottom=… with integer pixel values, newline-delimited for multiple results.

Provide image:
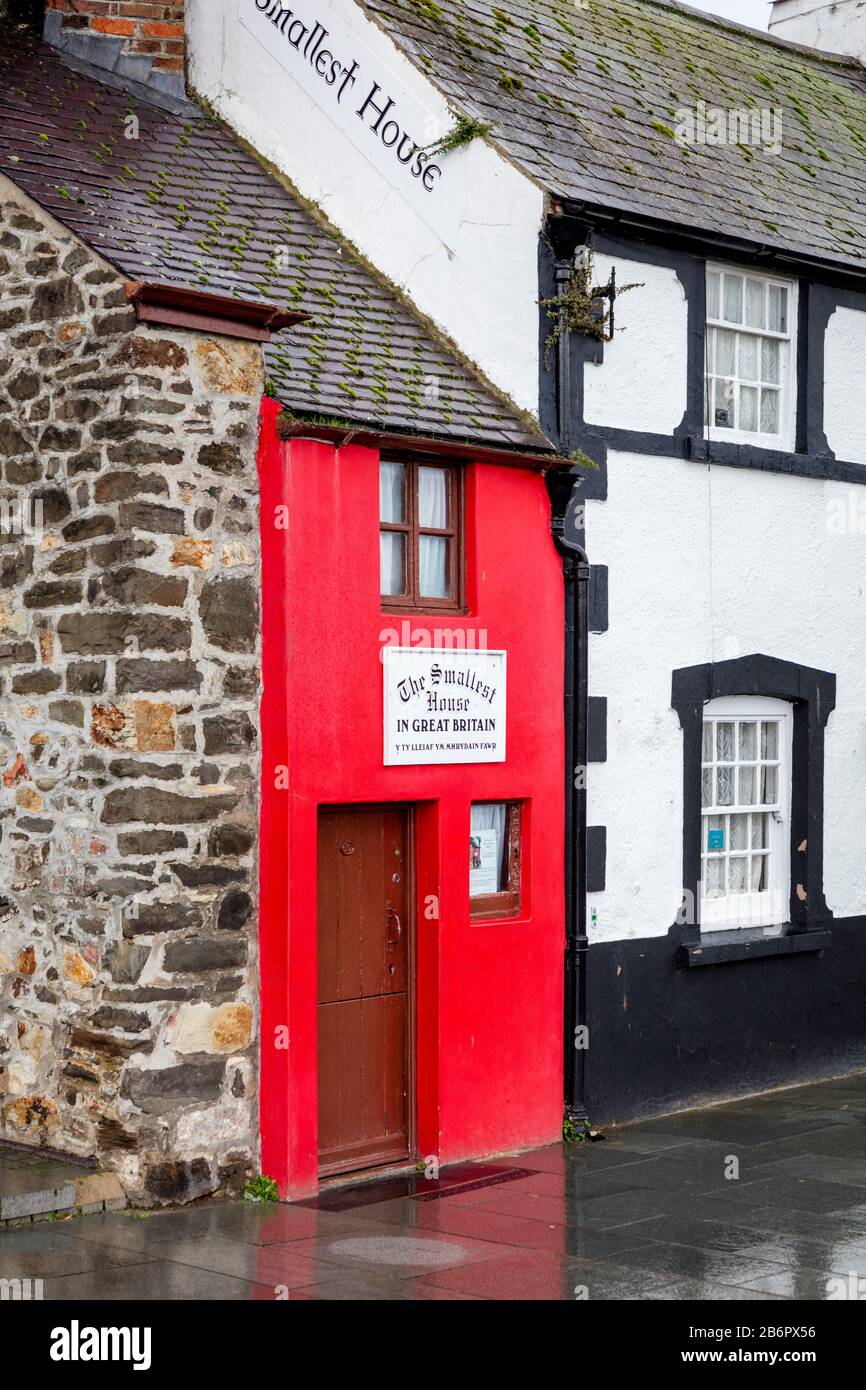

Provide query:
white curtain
left=418, top=467, right=447, bottom=597
left=380, top=532, right=404, bottom=596
left=380, top=462, right=405, bottom=523
left=470, top=803, right=507, bottom=890
left=419, top=537, right=447, bottom=597
left=418, top=467, right=446, bottom=527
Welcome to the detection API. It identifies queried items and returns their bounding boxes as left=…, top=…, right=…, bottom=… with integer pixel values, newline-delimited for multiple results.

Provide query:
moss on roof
left=0, top=19, right=549, bottom=452
left=364, top=0, right=866, bottom=269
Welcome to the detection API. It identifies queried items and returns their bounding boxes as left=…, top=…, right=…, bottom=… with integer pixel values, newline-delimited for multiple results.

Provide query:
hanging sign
left=383, top=648, right=506, bottom=766
left=239, top=0, right=454, bottom=242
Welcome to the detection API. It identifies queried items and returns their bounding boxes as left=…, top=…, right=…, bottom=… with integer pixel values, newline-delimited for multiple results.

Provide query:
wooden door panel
left=317, top=807, right=410, bottom=1176
left=317, top=810, right=407, bottom=1004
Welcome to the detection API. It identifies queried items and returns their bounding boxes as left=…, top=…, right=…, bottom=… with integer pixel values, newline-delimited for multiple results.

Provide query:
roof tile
left=0, top=21, right=549, bottom=452
left=365, top=0, right=866, bottom=271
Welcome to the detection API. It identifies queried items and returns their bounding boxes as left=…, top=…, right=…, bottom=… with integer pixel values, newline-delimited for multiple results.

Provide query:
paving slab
left=0, top=1145, right=125, bottom=1223
left=4, top=1069, right=866, bottom=1299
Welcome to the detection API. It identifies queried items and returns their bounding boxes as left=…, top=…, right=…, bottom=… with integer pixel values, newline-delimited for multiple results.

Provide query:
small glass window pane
left=730, top=814, right=748, bottom=851
left=761, top=338, right=780, bottom=385
left=717, top=722, right=735, bottom=762
left=702, top=722, right=714, bottom=763
left=418, top=466, right=447, bottom=529
left=714, top=378, right=734, bottom=428
left=739, top=386, right=758, bottom=432
left=702, top=768, right=713, bottom=808
left=717, top=766, right=734, bottom=806
left=707, top=271, right=721, bottom=320
left=705, top=857, right=725, bottom=898
left=768, top=284, right=788, bottom=333
left=729, top=857, right=748, bottom=893
left=380, top=532, right=405, bottom=596
left=739, top=765, right=756, bottom=806
left=761, top=722, right=778, bottom=759
left=750, top=856, right=767, bottom=891
left=470, top=803, right=507, bottom=895
left=760, top=389, right=779, bottom=434
left=738, top=334, right=758, bottom=382
left=762, top=764, right=778, bottom=805
left=380, top=462, right=406, bottom=524
left=419, top=535, right=448, bottom=598
left=716, top=328, right=736, bottom=376
left=739, top=723, right=757, bottom=760
left=745, top=278, right=765, bottom=329
left=723, top=274, right=743, bottom=323
left=751, top=813, right=767, bottom=849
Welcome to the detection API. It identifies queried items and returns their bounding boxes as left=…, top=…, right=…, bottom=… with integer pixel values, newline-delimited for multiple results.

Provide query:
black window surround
left=671, top=654, right=835, bottom=968
left=540, top=221, right=866, bottom=494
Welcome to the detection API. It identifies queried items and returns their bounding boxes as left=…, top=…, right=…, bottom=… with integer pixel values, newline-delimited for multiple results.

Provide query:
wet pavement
left=5, top=1071, right=866, bottom=1299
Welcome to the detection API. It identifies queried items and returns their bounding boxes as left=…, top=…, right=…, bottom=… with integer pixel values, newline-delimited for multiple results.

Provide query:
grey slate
left=364, top=0, right=866, bottom=273
left=0, top=20, right=548, bottom=452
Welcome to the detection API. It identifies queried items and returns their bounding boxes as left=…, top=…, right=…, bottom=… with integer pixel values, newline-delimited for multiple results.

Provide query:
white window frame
left=705, top=264, right=798, bottom=452
left=700, top=695, right=793, bottom=932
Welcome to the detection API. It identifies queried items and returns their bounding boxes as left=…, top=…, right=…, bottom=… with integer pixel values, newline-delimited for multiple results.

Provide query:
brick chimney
left=770, top=0, right=866, bottom=61
left=44, top=1, right=187, bottom=98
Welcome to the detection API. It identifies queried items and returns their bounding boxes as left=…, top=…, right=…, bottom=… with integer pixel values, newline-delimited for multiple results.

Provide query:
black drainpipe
left=547, top=254, right=591, bottom=1133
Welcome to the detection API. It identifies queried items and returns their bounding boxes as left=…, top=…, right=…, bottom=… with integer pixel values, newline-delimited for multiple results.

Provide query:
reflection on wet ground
left=5, top=1072, right=866, bottom=1299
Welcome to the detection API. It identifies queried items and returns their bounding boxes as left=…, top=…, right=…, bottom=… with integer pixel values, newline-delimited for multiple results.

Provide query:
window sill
left=679, top=925, right=832, bottom=968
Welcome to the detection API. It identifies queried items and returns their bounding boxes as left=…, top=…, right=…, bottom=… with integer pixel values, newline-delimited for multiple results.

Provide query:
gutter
left=275, top=417, right=572, bottom=473
left=550, top=199, right=866, bottom=292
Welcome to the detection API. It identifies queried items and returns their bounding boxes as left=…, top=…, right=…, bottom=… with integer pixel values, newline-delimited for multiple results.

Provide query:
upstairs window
left=705, top=267, right=796, bottom=449
left=380, top=459, right=463, bottom=611
left=701, top=696, right=792, bottom=930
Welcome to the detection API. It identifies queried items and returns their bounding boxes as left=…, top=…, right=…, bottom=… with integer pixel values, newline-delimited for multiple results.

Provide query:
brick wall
left=45, top=1, right=186, bottom=78
left=0, top=182, right=263, bottom=1207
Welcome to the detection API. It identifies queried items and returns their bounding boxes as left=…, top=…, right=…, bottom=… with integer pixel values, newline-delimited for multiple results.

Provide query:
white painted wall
left=824, top=306, right=866, bottom=464
left=185, top=0, right=544, bottom=413
left=587, top=450, right=866, bottom=942
left=770, top=0, right=866, bottom=59
left=583, top=255, right=688, bottom=436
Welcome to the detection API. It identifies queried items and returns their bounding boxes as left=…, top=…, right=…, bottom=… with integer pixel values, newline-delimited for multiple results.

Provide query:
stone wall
left=0, top=182, right=263, bottom=1206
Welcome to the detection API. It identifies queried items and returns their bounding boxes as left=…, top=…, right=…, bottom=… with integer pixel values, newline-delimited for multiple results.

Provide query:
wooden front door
left=317, top=807, right=411, bottom=1177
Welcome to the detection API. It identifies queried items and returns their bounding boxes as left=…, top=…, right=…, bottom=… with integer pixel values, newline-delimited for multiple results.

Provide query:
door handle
left=385, top=902, right=402, bottom=950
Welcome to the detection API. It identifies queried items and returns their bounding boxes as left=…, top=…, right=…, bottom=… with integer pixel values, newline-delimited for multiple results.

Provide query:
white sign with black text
left=238, top=0, right=454, bottom=242
left=383, top=648, right=506, bottom=766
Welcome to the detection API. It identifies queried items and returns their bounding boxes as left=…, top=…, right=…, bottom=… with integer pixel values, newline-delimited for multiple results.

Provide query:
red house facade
left=258, top=404, right=566, bottom=1196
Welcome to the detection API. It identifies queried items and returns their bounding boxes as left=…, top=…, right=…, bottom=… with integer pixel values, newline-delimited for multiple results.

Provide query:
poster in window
left=469, top=829, right=499, bottom=897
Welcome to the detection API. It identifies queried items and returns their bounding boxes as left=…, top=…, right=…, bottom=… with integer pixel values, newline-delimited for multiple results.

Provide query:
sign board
left=238, top=0, right=454, bottom=243
left=383, top=648, right=506, bottom=766
left=469, top=829, right=499, bottom=896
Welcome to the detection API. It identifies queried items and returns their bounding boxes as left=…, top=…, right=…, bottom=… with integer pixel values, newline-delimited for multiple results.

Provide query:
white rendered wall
left=770, top=0, right=866, bottom=60
left=587, top=452, right=866, bottom=942
left=824, top=306, right=866, bottom=464
left=583, top=255, right=689, bottom=436
left=186, top=0, right=544, bottom=414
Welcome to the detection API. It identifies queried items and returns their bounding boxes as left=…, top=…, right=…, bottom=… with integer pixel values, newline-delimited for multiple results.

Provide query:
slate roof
left=0, top=20, right=549, bottom=452
left=364, top=0, right=866, bottom=273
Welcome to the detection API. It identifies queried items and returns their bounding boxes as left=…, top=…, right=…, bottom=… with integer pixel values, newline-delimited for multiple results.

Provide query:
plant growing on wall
left=425, top=112, right=493, bottom=158
left=540, top=247, right=642, bottom=366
